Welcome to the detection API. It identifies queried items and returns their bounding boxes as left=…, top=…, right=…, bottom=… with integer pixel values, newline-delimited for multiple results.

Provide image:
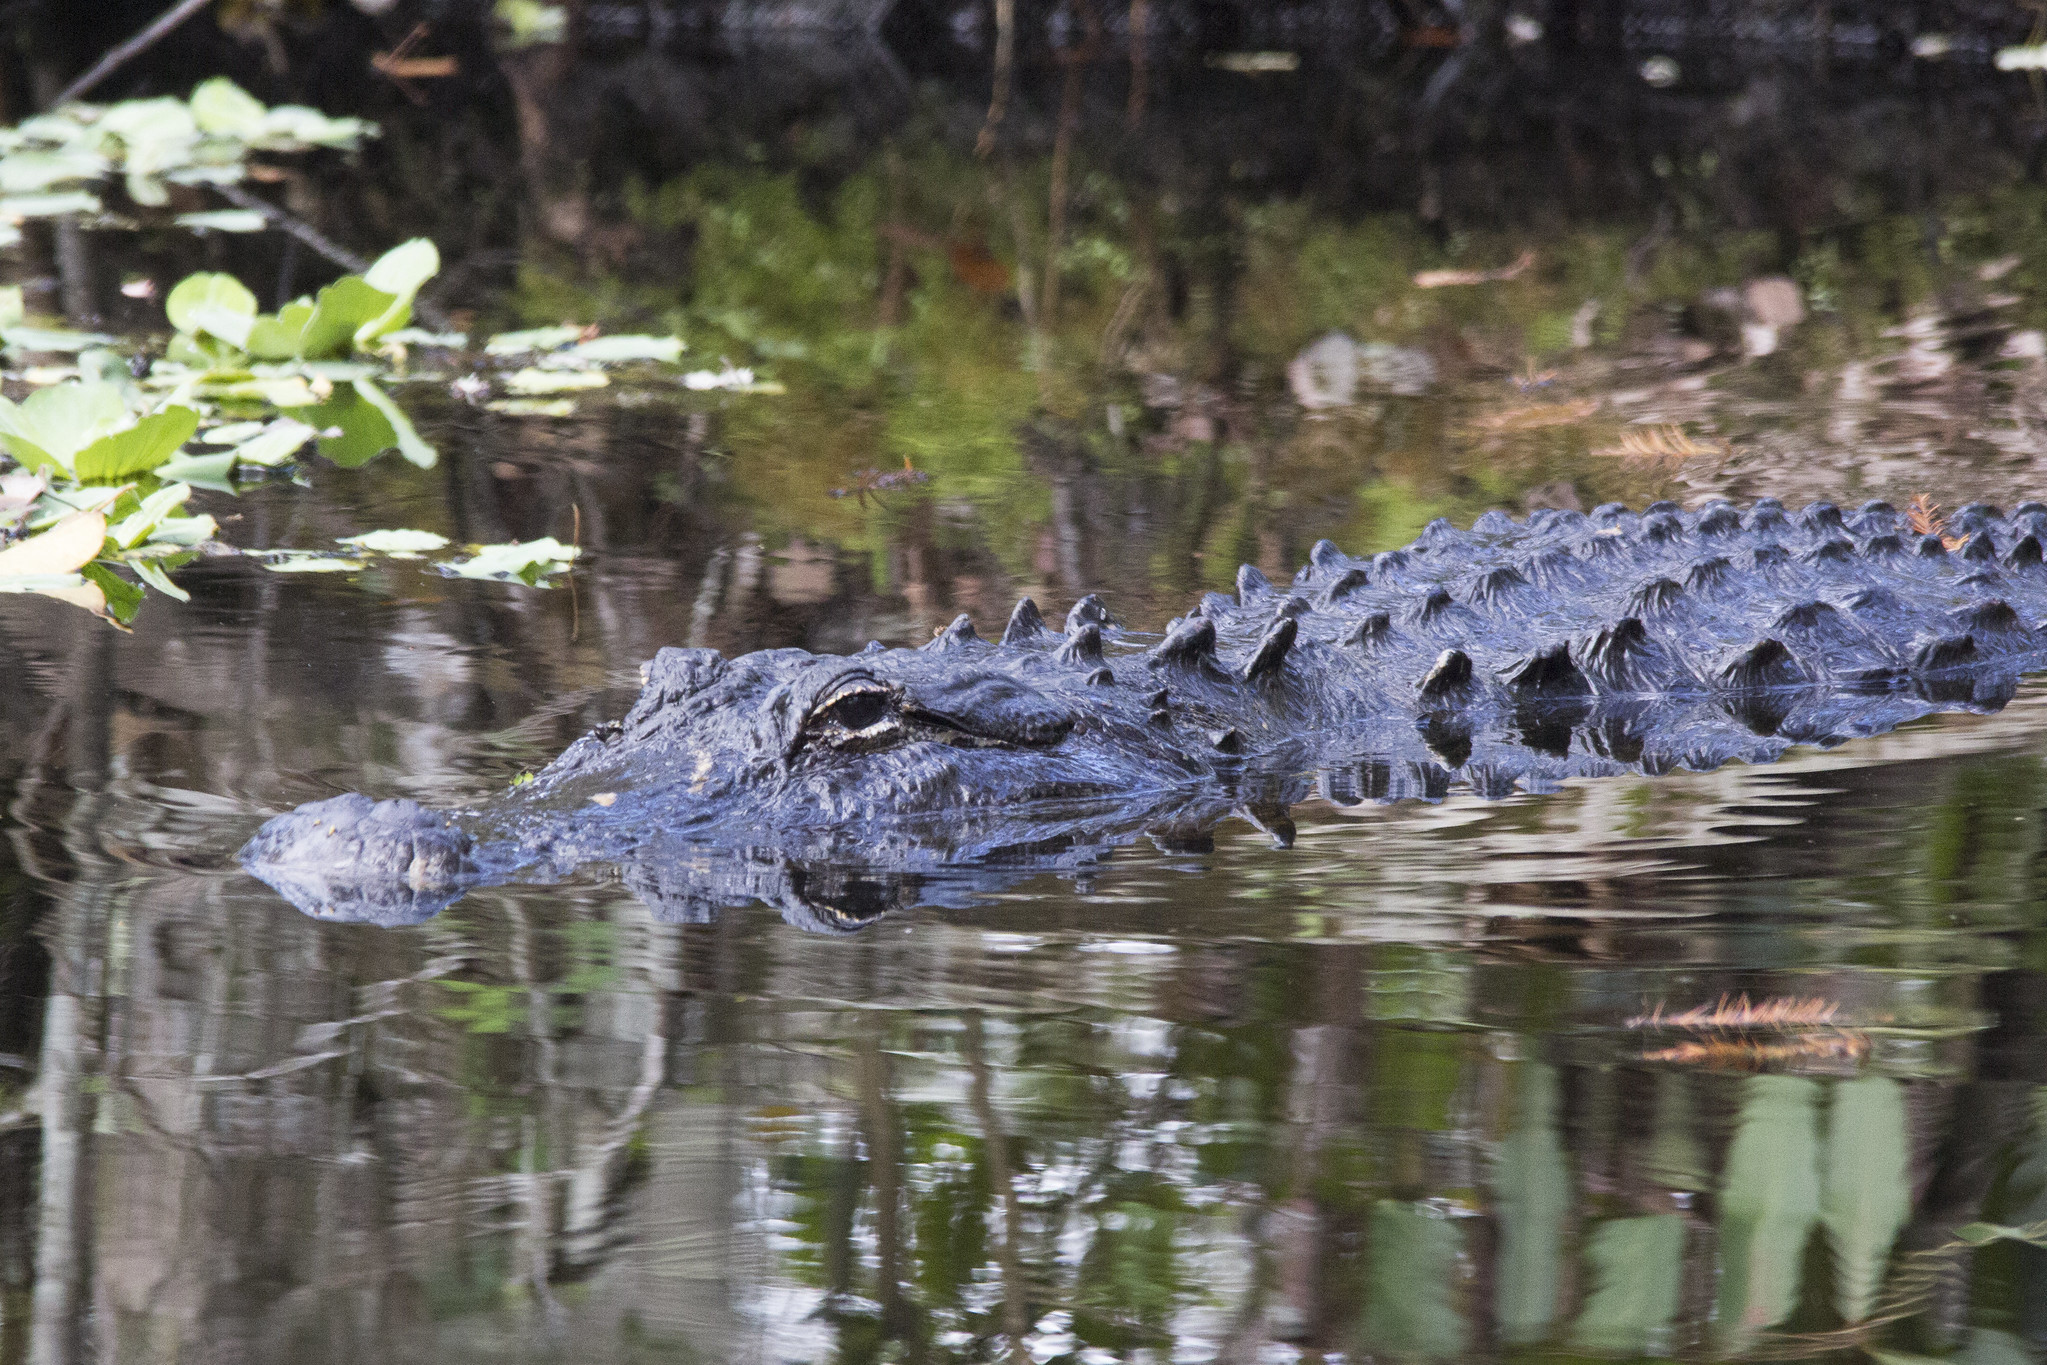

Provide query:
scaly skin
left=241, top=496, right=2047, bottom=928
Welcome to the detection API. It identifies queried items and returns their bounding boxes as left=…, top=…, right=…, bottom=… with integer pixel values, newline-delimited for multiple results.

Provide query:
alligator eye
left=819, top=688, right=891, bottom=731
left=805, top=682, right=906, bottom=751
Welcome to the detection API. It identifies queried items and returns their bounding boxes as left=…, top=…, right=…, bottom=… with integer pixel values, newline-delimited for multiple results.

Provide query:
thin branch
left=50, top=0, right=217, bottom=109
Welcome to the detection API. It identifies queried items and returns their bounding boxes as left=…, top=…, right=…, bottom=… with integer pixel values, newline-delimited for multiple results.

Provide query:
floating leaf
left=484, top=325, right=583, bottom=355
left=486, top=398, right=576, bottom=417
left=155, top=451, right=236, bottom=487
left=243, top=300, right=313, bottom=361
left=0, top=190, right=102, bottom=219
left=188, top=77, right=267, bottom=138
left=0, top=380, right=129, bottom=473
left=174, top=210, right=266, bottom=233
left=0, top=149, right=106, bottom=192
left=0, top=509, right=105, bottom=575
left=504, top=367, right=608, bottom=395
left=298, top=275, right=396, bottom=359
left=72, top=405, right=198, bottom=483
left=382, top=327, right=467, bottom=348
left=438, top=536, right=579, bottom=582
left=107, top=482, right=193, bottom=548
left=225, top=417, right=316, bottom=467
left=356, top=237, right=439, bottom=345
left=570, top=333, right=684, bottom=364
left=128, top=556, right=188, bottom=601
left=2, top=326, right=118, bottom=353
left=0, top=571, right=104, bottom=616
left=339, top=528, right=448, bottom=555
left=166, top=271, right=258, bottom=335
left=78, top=561, right=142, bottom=624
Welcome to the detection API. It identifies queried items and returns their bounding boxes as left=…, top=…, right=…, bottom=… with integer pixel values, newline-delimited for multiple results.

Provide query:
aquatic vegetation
left=0, top=78, right=371, bottom=246
left=436, top=536, right=579, bottom=583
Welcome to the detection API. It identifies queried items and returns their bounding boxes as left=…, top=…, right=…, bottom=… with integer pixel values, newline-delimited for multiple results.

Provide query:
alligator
left=241, top=496, right=2047, bottom=929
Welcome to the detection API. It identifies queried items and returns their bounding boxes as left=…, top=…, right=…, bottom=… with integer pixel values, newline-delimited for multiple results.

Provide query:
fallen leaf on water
left=503, top=367, right=609, bottom=395
left=339, top=528, right=449, bottom=555
left=1414, top=249, right=1535, bottom=288
left=0, top=509, right=106, bottom=576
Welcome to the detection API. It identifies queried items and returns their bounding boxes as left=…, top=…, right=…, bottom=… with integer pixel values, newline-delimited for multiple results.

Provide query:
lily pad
left=174, top=210, right=267, bottom=233
left=486, top=398, right=576, bottom=417
left=504, top=367, right=608, bottom=395
left=339, top=528, right=449, bottom=555
left=438, top=536, right=579, bottom=582
left=484, top=325, right=583, bottom=355
left=225, top=417, right=317, bottom=468
left=569, top=333, right=684, bottom=364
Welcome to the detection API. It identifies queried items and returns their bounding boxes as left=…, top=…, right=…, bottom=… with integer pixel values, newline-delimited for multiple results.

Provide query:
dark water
left=16, top=21, right=2047, bottom=1362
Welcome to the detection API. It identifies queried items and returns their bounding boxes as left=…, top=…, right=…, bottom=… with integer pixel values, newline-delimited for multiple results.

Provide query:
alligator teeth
left=1242, top=616, right=1298, bottom=682
left=1002, top=597, right=1048, bottom=644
